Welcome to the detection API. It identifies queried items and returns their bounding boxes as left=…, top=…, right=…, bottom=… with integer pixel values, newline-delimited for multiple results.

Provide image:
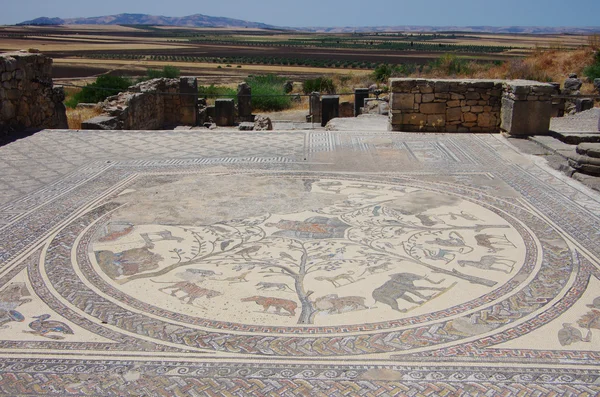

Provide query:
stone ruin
left=388, top=78, right=556, bottom=136
left=0, top=51, right=67, bottom=134
left=83, top=78, right=198, bottom=130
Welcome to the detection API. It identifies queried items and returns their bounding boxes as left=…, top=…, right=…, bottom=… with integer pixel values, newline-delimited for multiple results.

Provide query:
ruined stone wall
left=389, top=79, right=503, bottom=132
left=389, top=78, right=555, bottom=135
left=83, top=78, right=197, bottom=130
left=0, top=52, right=67, bottom=133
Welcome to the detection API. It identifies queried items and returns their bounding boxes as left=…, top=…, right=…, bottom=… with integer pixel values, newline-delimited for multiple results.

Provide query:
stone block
left=575, top=98, right=594, bottom=113
left=321, top=95, right=339, bottom=127
left=237, top=82, right=252, bottom=122
left=354, top=88, right=369, bottom=116
left=390, top=111, right=403, bottom=125
left=254, top=115, right=273, bottom=131
left=446, top=107, right=462, bottom=122
left=434, top=81, right=450, bottom=92
left=419, top=85, right=434, bottom=94
left=420, top=103, right=445, bottom=114
left=238, top=122, right=255, bottom=131
left=427, top=114, right=446, bottom=128
left=81, top=115, right=120, bottom=130
left=215, top=98, right=235, bottom=126
left=391, top=93, right=414, bottom=110
left=463, top=113, right=477, bottom=122
left=447, top=100, right=461, bottom=108
left=477, top=113, right=496, bottom=129
left=471, top=106, right=484, bottom=113
left=500, top=97, right=551, bottom=137
left=422, top=94, right=435, bottom=103
left=465, top=92, right=480, bottom=100
left=451, top=93, right=465, bottom=100
left=404, top=113, right=427, bottom=127
left=390, top=78, right=420, bottom=92
left=309, top=92, right=321, bottom=123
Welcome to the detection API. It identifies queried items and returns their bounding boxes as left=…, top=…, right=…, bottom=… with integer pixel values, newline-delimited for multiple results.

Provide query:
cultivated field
left=0, top=24, right=593, bottom=84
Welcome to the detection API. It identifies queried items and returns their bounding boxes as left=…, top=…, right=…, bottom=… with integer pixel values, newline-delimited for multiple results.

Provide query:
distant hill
left=17, top=13, right=276, bottom=29
left=17, top=17, right=65, bottom=26
left=16, top=14, right=600, bottom=34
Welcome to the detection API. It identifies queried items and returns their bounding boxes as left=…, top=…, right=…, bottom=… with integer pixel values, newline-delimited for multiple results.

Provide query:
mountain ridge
left=17, top=13, right=276, bottom=29
left=16, top=13, right=600, bottom=34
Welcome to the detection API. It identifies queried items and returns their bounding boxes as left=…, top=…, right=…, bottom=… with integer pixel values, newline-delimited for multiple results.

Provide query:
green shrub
left=141, top=65, right=181, bottom=81
left=372, top=64, right=396, bottom=83
left=429, top=54, right=470, bottom=75
left=246, top=74, right=292, bottom=111
left=584, top=51, right=600, bottom=80
left=65, top=75, right=132, bottom=108
left=302, top=77, right=336, bottom=94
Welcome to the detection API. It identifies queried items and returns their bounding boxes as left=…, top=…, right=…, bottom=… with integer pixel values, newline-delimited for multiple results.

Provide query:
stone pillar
left=321, top=95, right=339, bottom=127
left=575, top=98, right=594, bottom=113
left=549, top=82, right=564, bottom=118
left=354, top=88, right=369, bottom=117
left=179, top=77, right=198, bottom=125
left=501, top=82, right=554, bottom=137
left=309, top=92, right=321, bottom=124
left=237, top=82, right=253, bottom=122
left=215, top=99, right=235, bottom=126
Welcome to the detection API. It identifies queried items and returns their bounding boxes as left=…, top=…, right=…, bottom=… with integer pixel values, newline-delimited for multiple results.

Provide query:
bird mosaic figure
left=24, top=314, right=74, bottom=340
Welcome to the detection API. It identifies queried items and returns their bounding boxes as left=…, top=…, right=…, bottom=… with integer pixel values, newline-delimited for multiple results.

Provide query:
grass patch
left=66, top=107, right=103, bottom=129
left=246, top=74, right=292, bottom=112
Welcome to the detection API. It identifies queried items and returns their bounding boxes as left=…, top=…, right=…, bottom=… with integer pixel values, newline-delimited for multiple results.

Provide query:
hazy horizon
left=3, top=0, right=600, bottom=28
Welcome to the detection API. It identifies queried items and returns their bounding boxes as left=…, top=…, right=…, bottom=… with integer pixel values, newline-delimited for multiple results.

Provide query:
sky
left=2, top=0, right=600, bottom=27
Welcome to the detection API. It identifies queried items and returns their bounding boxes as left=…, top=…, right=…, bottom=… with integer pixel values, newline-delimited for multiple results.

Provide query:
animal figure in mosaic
left=266, top=217, right=350, bottom=240
left=314, top=271, right=357, bottom=288
left=215, top=271, right=251, bottom=284
left=314, top=294, right=368, bottom=314
left=422, top=248, right=458, bottom=264
left=234, top=246, right=262, bottom=261
left=96, top=248, right=162, bottom=278
left=0, top=283, right=32, bottom=309
left=474, top=234, right=516, bottom=253
left=0, top=283, right=31, bottom=329
left=154, top=281, right=222, bottom=304
left=415, top=214, right=443, bottom=227
left=446, top=211, right=480, bottom=221
left=425, top=232, right=469, bottom=249
left=140, top=231, right=184, bottom=249
left=186, top=269, right=222, bottom=277
left=0, top=310, right=25, bottom=329
left=241, top=296, right=297, bottom=316
left=457, top=256, right=516, bottom=274
left=359, top=263, right=393, bottom=277
left=558, top=323, right=592, bottom=346
left=98, top=224, right=134, bottom=242
left=372, top=273, right=446, bottom=312
left=256, top=282, right=295, bottom=292
left=24, top=314, right=74, bottom=340
left=586, top=296, right=600, bottom=309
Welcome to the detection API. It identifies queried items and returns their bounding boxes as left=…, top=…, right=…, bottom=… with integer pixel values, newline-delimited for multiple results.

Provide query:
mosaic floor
left=1, top=130, right=600, bottom=396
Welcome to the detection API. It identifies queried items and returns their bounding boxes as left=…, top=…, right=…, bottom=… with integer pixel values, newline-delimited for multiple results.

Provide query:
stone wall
left=389, top=78, right=555, bottom=135
left=82, top=78, right=198, bottom=130
left=0, top=52, right=67, bottom=133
